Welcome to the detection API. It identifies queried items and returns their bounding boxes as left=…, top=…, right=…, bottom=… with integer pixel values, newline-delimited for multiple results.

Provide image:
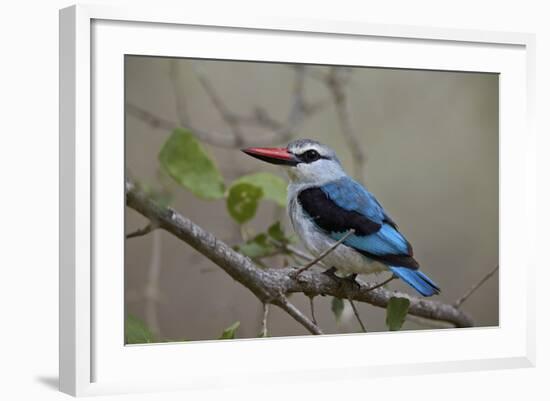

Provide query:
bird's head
left=242, top=139, right=346, bottom=185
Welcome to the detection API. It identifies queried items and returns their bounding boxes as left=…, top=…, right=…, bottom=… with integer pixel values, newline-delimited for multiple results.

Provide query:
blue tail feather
left=389, top=266, right=440, bottom=297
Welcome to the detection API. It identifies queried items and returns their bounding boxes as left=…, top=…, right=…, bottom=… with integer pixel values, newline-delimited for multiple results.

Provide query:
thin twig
left=348, top=298, right=367, bottom=332
left=239, top=225, right=250, bottom=242
left=125, top=104, right=175, bottom=131
left=268, top=239, right=314, bottom=263
left=286, top=245, right=313, bottom=262
left=144, top=229, right=163, bottom=339
left=169, top=60, right=191, bottom=126
left=292, top=229, right=355, bottom=277
left=126, top=102, right=237, bottom=148
left=309, top=297, right=318, bottom=326
left=366, top=275, right=396, bottom=291
left=275, top=296, right=323, bottom=335
left=260, top=303, right=270, bottom=337
left=325, top=68, right=367, bottom=179
left=405, top=314, right=454, bottom=329
left=277, top=241, right=396, bottom=293
left=273, top=241, right=396, bottom=292
left=127, top=65, right=330, bottom=149
left=454, top=265, right=499, bottom=308
left=126, top=223, right=156, bottom=239
left=192, top=64, right=247, bottom=146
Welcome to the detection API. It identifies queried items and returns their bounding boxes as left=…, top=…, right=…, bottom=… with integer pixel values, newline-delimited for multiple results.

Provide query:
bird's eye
left=302, top=149, right=321, bottom=163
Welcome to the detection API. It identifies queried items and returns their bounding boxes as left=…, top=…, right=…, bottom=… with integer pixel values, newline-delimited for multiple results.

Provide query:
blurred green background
left=125, top=56, right=498, bottom=342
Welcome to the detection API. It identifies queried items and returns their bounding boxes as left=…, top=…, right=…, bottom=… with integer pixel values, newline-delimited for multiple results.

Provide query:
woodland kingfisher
left=242, top=139, right=440, bottom=297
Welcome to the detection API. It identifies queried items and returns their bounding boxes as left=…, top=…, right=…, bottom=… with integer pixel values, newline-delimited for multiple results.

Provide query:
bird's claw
left=341, top=273, right=361, bottom=290
left=322, top=268, right=360, bottom=290
left=322, top=266, right=339, bottom=280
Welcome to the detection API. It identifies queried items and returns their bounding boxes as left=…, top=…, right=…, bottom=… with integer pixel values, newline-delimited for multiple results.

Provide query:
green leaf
left=219, top=321, right=240, bottom=339
left=331, top=297, right=345, bottom=322
left=125, top=315, right=155, bottom=344
left=233, top=172, right=287, bottom=207
left=235, top=233, right=277, bottom=260
left=386, top=297, right=410, bottom=331
left=158, top=128, right=225, bottom=199
left=226, top=182, right=263, bottom=224
left=267, top=221, right=286, bottom=242
left=235, top=223, right=293, bottom=260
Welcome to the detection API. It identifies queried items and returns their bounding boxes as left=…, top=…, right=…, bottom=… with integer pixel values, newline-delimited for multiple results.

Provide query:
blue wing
left=297, top=177, right=440, bottom=296
left=298, top=177, right=417, bottom=269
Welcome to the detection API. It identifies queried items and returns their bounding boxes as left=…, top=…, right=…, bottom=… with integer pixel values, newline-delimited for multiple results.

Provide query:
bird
left=241, top=138, right=440, bottom=297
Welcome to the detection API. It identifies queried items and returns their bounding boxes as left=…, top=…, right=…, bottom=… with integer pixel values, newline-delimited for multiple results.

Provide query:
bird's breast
left=288, top=194, right=386, bottom=276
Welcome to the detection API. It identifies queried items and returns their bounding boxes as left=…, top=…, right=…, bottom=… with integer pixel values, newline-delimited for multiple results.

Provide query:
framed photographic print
left=59, top=4, right=535, bottom=396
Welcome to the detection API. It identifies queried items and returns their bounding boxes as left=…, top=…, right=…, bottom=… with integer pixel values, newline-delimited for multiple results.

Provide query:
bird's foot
left=341, top=273, right=361, bottom=290
left=322, top=266, right=339, bottom=280
left=322, top=268, right=360, bottom=290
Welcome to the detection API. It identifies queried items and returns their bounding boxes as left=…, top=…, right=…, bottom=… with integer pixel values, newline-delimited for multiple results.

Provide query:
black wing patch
left=298, top=187, right=419, bottom=270
left=297, top=187, right=381, bottom=236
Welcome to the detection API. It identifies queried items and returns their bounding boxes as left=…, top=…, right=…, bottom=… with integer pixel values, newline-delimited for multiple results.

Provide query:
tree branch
left=126, top=179, right=474, bottom=330
left=454, top=265, right=499, bottom=308
left=348, top=298, right=367, bottom=332
left=325, top=68, right=367, bottom=179
left=127, top=65, right=330, bottom=149
left=308, top=296, right=318, bottom=326
left=276, top=296, right=323, bottom=334
left=126, top=179, right=321, bottom=334
left=144, top=229, right=163, bottom=339
left=126, top=223, right=156, bottom=239
left=126, top=103, right=238, bottom=148
left=169, top=59, right=191, bottom=126
left=260, top=303, right=270, bottom=337
left=192, top=64, right=247, bottom=146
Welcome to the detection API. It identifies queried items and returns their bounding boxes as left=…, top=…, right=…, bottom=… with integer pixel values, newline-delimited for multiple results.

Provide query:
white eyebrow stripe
left=292, top=143, right=326, bottom=156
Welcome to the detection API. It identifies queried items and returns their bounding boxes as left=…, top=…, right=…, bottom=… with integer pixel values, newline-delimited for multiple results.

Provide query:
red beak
left=241, top=147, right=298, bottom=166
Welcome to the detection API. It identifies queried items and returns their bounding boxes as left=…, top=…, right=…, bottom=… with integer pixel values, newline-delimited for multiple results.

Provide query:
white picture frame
left=59, top=4, right=536, bottom=397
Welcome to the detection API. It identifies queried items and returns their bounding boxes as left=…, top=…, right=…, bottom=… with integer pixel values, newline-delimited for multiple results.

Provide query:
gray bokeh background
left=125, top=56, right=498, bottom=341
